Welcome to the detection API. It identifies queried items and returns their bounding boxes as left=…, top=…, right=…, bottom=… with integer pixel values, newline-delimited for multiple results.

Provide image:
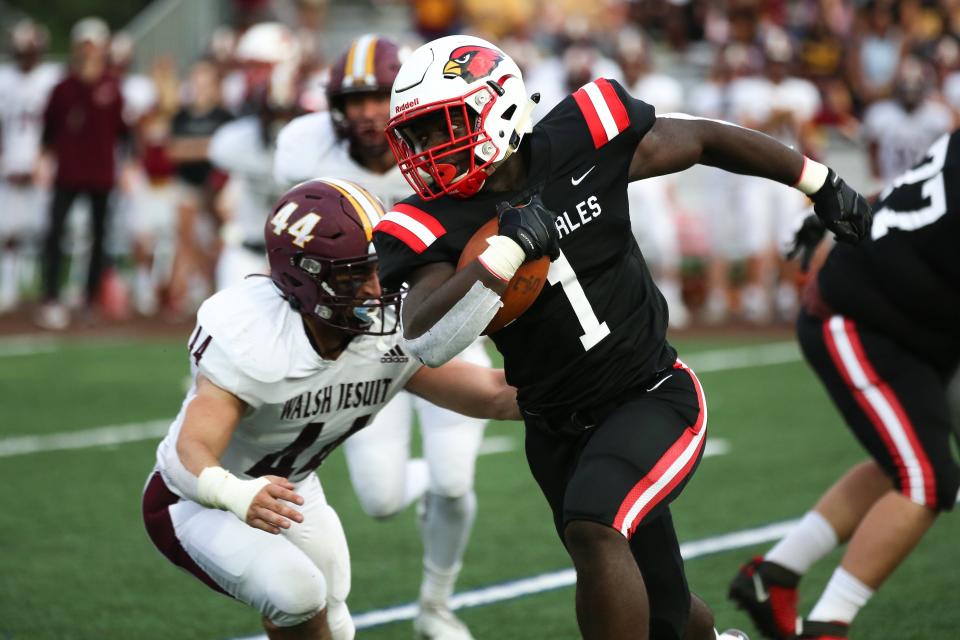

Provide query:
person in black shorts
left=729, top=131, right=960, bottom=640
left=372, top=35, right=871, bottom=640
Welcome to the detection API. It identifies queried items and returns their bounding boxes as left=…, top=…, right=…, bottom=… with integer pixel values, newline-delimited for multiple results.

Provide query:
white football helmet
left=386, top=35, right=536, bottom=200
left=235, top=22, right=300, bottom=65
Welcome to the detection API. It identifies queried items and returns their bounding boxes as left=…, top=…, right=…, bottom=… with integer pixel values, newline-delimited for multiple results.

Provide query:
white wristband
left=794, top=157, right=829, bottom=195
left=196, top=466, right=270, bottom=521
left=477, top=235, right=525, bottom=281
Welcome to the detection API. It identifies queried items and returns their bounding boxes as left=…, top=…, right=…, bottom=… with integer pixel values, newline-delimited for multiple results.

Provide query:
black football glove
left=784, top=212, right=827, bottom=272
left=497, top=192, right=561, bottom=262
left=809, top=168, right=872, bottom=245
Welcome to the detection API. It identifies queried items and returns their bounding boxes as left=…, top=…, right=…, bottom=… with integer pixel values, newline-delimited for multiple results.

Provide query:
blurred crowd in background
left=2, top=0, right=960, bottom=331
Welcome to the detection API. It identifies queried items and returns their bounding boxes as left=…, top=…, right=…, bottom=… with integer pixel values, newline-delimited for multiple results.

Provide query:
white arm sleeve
left=401, top=280, right=502, bottom=368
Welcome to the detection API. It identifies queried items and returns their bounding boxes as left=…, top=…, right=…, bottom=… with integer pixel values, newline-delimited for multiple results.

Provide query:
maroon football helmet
left=326, top=35, right=402, bottom=153
left=265, top=178, right=401, bottom=335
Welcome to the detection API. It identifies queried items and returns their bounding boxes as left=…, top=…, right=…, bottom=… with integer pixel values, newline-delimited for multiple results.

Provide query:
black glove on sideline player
left=497, top=192, right=561, bottom=261
left=809, top=168, right=872, bottom=244
left=785, top=213, right=827, bottom=272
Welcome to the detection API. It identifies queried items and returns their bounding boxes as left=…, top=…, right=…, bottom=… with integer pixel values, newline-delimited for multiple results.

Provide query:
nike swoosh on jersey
left=571, top=166, right=596, bottom=186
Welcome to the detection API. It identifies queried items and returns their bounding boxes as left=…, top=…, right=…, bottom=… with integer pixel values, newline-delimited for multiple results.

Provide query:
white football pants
left=343, top=339, right=490, bottom=516
left=156, top=471, right=354, bottom=636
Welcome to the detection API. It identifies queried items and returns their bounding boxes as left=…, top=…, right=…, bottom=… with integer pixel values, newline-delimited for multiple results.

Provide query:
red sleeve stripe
left=573, top=79, right=631, bottom=149
left=375, top=205, right=446, bottom=254
left=392, top=203, right=446, bottom=236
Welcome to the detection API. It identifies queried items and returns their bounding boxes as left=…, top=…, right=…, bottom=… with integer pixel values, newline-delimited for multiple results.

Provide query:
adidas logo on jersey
left=380, top=346, right=409, bottom=363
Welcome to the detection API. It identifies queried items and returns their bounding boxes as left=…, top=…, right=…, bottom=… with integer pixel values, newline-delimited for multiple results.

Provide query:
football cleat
left=728, top=557, right=799, bottom=640
left=717, top=629, right=751, bottom=639
left=413, top=603, right=474, bottom=640
left=794, top=619, right=849, bottom=639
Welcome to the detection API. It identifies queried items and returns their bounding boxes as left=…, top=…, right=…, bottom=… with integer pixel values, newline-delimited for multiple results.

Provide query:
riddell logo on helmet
left=395, top=98, right=419, bottom=113
left=443, top=46, right=504, bottom=83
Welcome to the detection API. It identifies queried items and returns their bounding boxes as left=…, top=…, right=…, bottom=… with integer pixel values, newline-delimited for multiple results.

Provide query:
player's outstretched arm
left=172, top=375, right=304, bottom=535
left=404, top=359, right=521, bottom=421
left=629, top=115, right=871, bottom=243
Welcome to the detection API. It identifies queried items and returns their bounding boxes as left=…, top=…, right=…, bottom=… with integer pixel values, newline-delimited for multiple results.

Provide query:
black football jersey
left=818, top=130, right=960, bottom=374
left=374, top=78, right=677, bottom=416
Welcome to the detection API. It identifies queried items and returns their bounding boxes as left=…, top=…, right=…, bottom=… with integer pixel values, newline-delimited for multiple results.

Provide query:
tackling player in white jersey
left=0, top=20, right=60, bottom=312
left=274, top=35, right=490, bottom=640
left=142, top=178, right=519, bottom=640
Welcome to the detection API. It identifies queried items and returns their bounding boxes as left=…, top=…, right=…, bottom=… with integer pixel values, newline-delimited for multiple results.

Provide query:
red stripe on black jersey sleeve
left=392, top=203, right=447, bottom=237
left=596, top=78, right=631, bottom=133
left=572, top=87, right=607, bottom=149
left=571, top=78, right=655, bottom=149
left=374, top=220, right=429, bottom=253
left=373, top=202, right=447, bottom=254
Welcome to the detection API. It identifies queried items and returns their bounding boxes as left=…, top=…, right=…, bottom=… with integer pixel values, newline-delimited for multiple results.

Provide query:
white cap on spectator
left=71, top=17, right=110, bottom=46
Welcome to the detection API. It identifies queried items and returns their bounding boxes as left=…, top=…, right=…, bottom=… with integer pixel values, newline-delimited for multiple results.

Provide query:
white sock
left=134, top=265, right=157, bottom=314
left=419, top=491, right=477, bottom=605
left=326, top=600, right=355, bottom=640
left=766, top=510, right=839, bottom=575
left=808, top=567, right=874, bottom=624
left=0, top=249, right=18, bottom=308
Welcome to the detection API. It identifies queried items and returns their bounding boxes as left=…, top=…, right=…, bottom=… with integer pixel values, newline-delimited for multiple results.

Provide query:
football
left=456, top=218, right=549, bottom=334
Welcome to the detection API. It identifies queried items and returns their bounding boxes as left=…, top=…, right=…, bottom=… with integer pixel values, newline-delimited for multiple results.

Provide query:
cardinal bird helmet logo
left=442, top=45, right=504, bottom=83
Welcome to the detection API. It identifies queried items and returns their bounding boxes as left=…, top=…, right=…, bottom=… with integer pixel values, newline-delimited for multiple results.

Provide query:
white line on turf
left=0, top=420, right=171, bottom=457
left=0, top=337, right=60, bottom=358
left=685, top=341, right=800, bottom=373
left=0, top=419, right=731, bottom=463
left=0, top=341, right=800, bottom=457
left=228, top=518, right=800, bottom=638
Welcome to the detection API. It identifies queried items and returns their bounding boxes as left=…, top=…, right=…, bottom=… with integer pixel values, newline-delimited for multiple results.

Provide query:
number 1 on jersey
left=547, top=250, right=610, bottom=350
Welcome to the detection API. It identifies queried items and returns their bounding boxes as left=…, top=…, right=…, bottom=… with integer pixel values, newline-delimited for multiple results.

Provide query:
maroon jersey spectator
left=37, top=17, right=127, bottom=330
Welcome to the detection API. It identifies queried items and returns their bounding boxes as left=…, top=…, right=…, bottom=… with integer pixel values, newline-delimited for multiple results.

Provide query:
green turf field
left=0, top=333, right=956, bottom=640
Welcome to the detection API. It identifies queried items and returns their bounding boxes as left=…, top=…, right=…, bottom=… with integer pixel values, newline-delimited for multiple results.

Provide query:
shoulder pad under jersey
left=274, top=111, right=338, bottom=188
left=208, top=116, right=264, bottom=174
left=195, top=278, right=300, bottom=384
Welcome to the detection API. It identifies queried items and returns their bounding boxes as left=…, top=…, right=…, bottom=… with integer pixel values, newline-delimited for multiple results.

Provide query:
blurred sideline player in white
left=687, top=43, right=752, bottom=324
left=143, top=178, right=520, bottom=640
left=617, top=27, right=690, bottom=328
left=862, top=55, right=952, bottom=188
left=724, top=30, right=821, bottom=323
left=208, top=22, right=302, bottom=291
left=0, top=20, right=60, bottom=313
left=274, top=35, right=491, bottom=640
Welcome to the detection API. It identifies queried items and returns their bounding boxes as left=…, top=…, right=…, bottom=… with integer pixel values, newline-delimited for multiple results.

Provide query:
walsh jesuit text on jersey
left=281, top=378, right=394, bottom=421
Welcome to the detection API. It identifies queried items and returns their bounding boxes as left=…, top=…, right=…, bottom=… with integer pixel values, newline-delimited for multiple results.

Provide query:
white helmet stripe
left=350, top=34, right=377, bottom=84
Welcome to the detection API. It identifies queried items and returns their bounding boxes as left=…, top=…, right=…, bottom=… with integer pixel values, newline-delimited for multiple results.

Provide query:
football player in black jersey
left=372, top=35, right=871, bottom=640
left=729, top=132, right=960, bottom=640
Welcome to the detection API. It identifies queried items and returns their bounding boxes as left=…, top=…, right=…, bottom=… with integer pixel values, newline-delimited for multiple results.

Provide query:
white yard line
left=0, top=337, right=61, bottom=358
left=228, top=518, right=800, bottom=638
left=0, top=341, right=800, bottom=458
left=0, top=420, right=171, bottom=457
left=684, top=341, right=801, bottom=373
